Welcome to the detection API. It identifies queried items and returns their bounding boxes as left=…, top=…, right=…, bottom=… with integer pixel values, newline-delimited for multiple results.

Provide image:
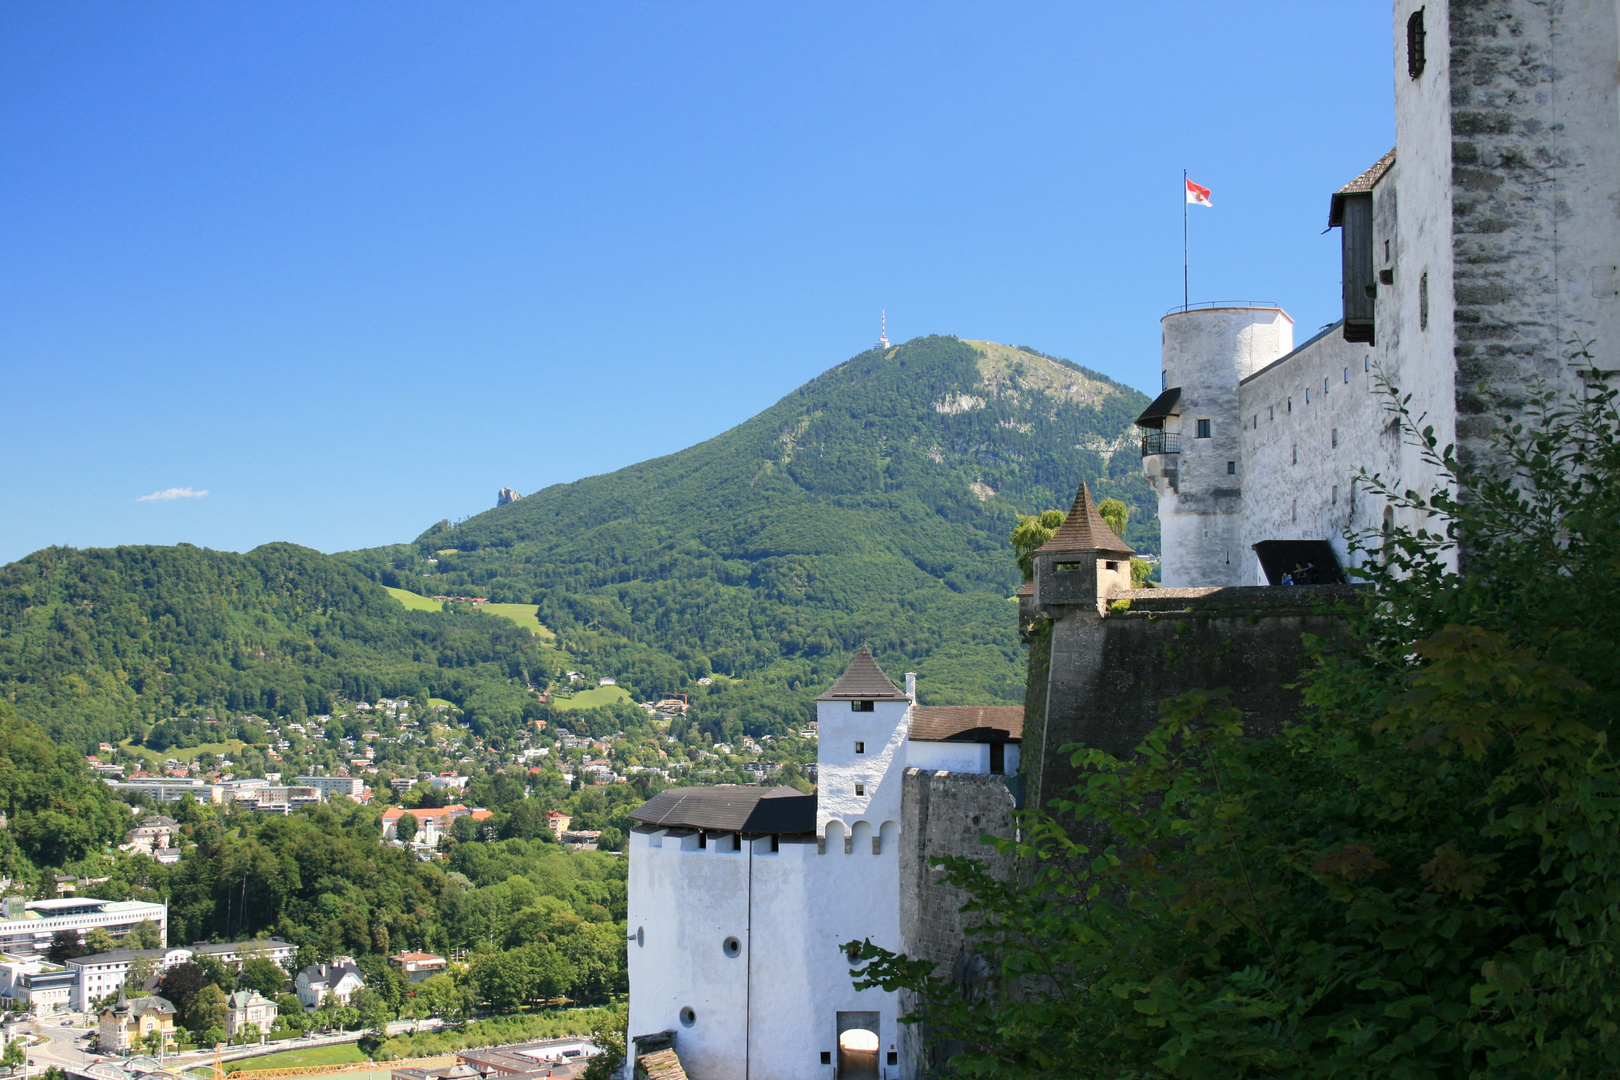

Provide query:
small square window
left=887, top=1053, right=898, bottom=1066
left=854, top=783, right=865, bottom=797
left=854, top=741, right=865, bottom=754
left=821, top=1052, right=832, bottom=1065
left=1196, top=419, right=1212, bottom=438
left=1227, top=461, right=1235, bottom=474
left=851, top=700, right=874, bottom=712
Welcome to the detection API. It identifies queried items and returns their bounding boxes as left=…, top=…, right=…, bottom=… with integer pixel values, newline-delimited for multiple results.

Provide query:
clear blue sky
left=0, top=2, right=1394, bottom=564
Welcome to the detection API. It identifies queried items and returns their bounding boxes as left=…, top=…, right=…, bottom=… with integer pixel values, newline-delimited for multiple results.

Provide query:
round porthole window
left=722, top=936, right=741, bottom=958
left=679, top=1006, right=696, bottom=1028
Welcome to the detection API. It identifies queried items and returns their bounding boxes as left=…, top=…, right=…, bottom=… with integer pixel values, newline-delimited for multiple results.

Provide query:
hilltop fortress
left=626, top=2, right=1620, bottom=1077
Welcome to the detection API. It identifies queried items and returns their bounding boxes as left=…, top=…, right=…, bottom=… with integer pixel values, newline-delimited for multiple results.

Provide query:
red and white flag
left=1186, top=178, right=1213, bottom=207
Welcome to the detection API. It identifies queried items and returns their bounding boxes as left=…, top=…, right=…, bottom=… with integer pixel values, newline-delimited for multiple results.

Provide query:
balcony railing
left=1141, top=431, right=1181, bottom=456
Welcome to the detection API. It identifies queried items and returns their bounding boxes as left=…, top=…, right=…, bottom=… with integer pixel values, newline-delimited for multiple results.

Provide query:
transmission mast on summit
left=876, top=309, right=891, bottom=350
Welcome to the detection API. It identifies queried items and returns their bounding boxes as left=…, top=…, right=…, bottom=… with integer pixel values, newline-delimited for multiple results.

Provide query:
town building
left=544, top=811, right=571, bottom=840
left=627, top=648, right=1022, bottom=1080
left=295, top=961, right=364, bottom=1009
left=188, top=938, right=297, bottom=971
left=378, top=805, right=492, bottom=846
left=293, top=775, right=367, bottom=800
left=0, top=956, right=74, bottom=1014
left=64, top=939, right=292, bottom=1013
left=98, top=989, right=176, bottom=1054
left=387, top=952, right=447, bottom=983
left=122, top=816, right=181, bottom=863
left=224, top=989, right=278, bottom=1038
left=68, top=948, right=189, bottom=1013
left=102, top=778, right=221, bottom=804
left=0, top=898, right=168, bottom=958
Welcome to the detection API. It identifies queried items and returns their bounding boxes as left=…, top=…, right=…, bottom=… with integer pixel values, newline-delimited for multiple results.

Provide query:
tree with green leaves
left=1010, top=511, right=1066, bottom=584
left=46, top=928, right=82, bottom=963
left=237, top=957, right=287, bottom=998
left=581, top=1002, right=628, bottom=1080
left=394, top=811, right=418, bottom=845
left=1, top=1039, right=24, bottom=1075
left=855, top=366, right=1620, bottom=1077
left=187, top=984, right=227, bottom=1038
left=125, top=920, right=162, bottom=950
left=83, top=926, right=116, bottom=955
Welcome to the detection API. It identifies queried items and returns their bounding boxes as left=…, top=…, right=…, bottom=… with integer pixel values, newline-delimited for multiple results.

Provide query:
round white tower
left=1140, top=306, right=1293, bottom=587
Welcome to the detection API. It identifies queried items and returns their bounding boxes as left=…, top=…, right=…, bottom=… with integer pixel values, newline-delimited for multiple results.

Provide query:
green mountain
left=0, top=335, right=1152, bottom=754
left=0, top=541, right=555, bottom=751
left=342, top=335, right=1154, bottom=729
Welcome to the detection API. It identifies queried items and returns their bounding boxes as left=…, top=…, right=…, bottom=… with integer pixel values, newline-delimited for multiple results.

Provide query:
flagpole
left=1182, top=169, right=1189, bottom=312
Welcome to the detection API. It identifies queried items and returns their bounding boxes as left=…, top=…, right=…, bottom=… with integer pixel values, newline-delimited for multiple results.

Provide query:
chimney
left=904, top=672, right=917, bottom=699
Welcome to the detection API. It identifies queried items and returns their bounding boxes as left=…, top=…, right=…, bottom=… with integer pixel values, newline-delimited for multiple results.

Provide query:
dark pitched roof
left=1329, top=148, right=1396, bottom=225
left=628, top=786, right=816, bottom=833
left=816, top=646, right=905, bottom=700
left=909, top=706, right=1024, bottom=742
left=109, top=994, right=175, bottom=1017
left=1033, top=482, right=1134, bottom=557
left=299, top=961, right=362, bottom=985
left=1134, top=386, right=1182, bottom=429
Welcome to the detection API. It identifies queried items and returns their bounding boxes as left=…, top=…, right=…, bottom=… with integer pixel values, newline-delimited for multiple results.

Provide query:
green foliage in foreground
left=343, top=336, right=1157, bottom=729
left=0, top=542, right=557, bottom=751
left=374, top=1008, right=616, bottom=1061
left=853, top=366, right=1620, bottom=1076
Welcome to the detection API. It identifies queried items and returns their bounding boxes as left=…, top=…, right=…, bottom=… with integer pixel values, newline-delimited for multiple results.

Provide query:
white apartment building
left=0, top=899, right=168, bottom=958
left=293, top=775, right=365, bottom=800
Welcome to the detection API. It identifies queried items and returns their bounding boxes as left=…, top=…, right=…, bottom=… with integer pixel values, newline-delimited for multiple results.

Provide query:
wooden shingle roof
left=909, top=706, right=1024, bottom=742
left=816, top=646, right=906, bottom=700
left=1033, top=482, right=1133, bottom=557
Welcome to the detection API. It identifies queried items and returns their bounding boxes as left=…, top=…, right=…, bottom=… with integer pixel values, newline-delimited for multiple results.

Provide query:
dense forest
left=344, top=337, right=1155, bottom=729
left=0, top=542, right=556, bottom=750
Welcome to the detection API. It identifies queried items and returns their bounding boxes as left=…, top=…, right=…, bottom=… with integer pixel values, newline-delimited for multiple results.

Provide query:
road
left=21, top=1015, right=444, bottom=1076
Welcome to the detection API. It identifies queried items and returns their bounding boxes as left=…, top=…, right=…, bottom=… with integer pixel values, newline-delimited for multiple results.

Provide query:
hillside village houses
left=295, top=961, right=365, bottom=1009
left=379, top=805, right=493, bottom=845
left=121, top=815, right=181, bottom=864
left=388, top=951, right=448, bottom=983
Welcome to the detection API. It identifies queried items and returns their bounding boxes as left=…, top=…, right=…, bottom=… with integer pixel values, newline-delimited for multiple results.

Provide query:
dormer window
left=851, top=701, right=874, bottom=712
left=854, top=783, right=865, bottom=796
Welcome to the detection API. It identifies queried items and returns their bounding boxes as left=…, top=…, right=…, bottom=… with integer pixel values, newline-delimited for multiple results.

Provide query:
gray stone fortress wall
left=1021, top=585, right=1360, bottom=814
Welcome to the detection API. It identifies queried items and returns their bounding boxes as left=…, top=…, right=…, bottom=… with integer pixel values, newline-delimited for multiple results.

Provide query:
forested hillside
left=345, top=336, right=1154, bottom=728
left=0, top=542, right=556, bottom=751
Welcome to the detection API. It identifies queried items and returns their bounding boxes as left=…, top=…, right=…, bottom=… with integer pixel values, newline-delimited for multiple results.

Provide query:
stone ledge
left=1109, top=583, right=1367, bottom=616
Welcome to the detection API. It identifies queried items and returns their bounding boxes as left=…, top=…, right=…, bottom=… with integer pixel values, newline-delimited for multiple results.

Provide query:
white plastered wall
left=627, top=828, right=903, bottom=1080
left=1153, top=308, right=1294, bottom=586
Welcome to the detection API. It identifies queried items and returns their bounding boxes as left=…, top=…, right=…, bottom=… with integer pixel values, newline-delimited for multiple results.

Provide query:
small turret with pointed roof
left=1035, top=482, right=1133, bottom=557
left=817, top=645, right=907, bottom=700
left=1032, top=481, right=1136, bottom=615
left=815, top=645, right=911, bottom=842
